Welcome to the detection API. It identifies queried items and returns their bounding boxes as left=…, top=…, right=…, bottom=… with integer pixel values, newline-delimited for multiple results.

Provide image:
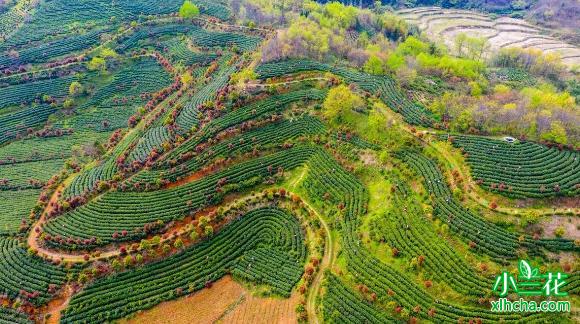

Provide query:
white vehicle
left=503, top=136, right=516, bottom=143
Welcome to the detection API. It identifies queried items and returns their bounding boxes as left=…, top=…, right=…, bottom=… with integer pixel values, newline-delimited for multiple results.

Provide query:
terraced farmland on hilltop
left=397, top=7, right=580, bottom=67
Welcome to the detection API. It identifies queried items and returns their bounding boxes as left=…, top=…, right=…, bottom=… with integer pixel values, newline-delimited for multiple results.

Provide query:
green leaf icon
left=519, top=260, right=532, bottom=279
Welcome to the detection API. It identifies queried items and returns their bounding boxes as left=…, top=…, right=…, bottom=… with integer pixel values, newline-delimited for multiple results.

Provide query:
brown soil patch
left=122, top=276, right=243, bottom=324
left=122, top=275, right=298, bottom=324
left=46, top=285, right=73, bottom=324
left=359, top=151, right=378, bottom=166
left=515, top=196, right=580, bottom=210
left=541, top=216, right=580, bottom=240
left=164, top=168, right=208, bottom=189
left=220, top=289, right=298, bottom=324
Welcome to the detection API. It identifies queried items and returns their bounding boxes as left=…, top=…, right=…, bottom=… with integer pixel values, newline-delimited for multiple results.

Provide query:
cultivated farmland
left=0, top=1, right=577, bottom=323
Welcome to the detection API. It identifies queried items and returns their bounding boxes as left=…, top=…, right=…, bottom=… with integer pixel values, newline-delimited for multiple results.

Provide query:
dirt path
left=44, top=285, right=73, bottom=324
left=164, top=168, right=207, bottom=189
left=27, top=181, right=118, bottom=262
left=304, top=199, right=334, bottom=324
left=27, top=183, right=77, bottom=260
left=244, top=77, right=329, bottom=89
left=289, top=166, right=308, bottom=189
left=192, top=17, right=272, bottom=33
left=289, top=168, right=335, bottom=324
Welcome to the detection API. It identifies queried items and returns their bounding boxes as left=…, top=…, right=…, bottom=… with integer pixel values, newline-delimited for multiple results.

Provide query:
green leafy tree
left=451, top=109, right=475, bottom=132
left=469, top=81, right=483, bottom=97
left=541, top=121, right=568, bottom=144
left=198, top=215, right=210, bottom=227
left=323, top=84, right=365, bottom=125
left=150, top=235, right=161, bottom=247
left=554, top=226, right=565, bottom=237
left=396, top=36, right=429, bottom=56
left=179, top=1, right=200, bottom=18
left=204, top=225, right=214, bottom=236
left=417, top=53, right=484, bottom=79
left=139, top=239, right=151, bottom=250
left=454, top=33, right=467, bottom=56
left=357, top=31, right=370, bottom=48
left=181, top=72, right=193, bottom=85
left=321, top=2, right=357, bottom=29
left=285, top=16, right=332, bottom=60
left=465, top=36, right=489, bottom=61
left=69, top=81, right=83, bottom=96
left=111, top=259, right=122, bottom=271
left=88, top=56, right=106, bottom=71
left=63, top=98, right=75, bottom=109
left=42, top=94, right=53, bottom=103
left=363, top=55, right=385, bottom=75
left=189, top=230, right=198, bottom=241
left=521, top=85, right=575, bottom=110
left=99, top=48, right=118, bottom=58
left=123, top=255, right=133, bottom=267
left=386, top=53, right=404, bottom=71
left=231, top=67, right=257, bottom=84
left=367, top=108, right=387, bottom=141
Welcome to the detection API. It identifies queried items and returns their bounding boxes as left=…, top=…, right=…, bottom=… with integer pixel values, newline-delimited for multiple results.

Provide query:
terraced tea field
left=0, top=1, right=577, bottom=323
left=443, top=135, right=580, bottom=198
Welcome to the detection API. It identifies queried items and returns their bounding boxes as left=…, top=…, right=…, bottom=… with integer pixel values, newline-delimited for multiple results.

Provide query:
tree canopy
left=179, top=1, right=200, bottom=18
left=69, top=81, right=83, bottom=96
left=323, top=85, right=365, bottom=125
left=87, top=56, right=106, bottom=71
left=363, top=55, right=385, bottom=75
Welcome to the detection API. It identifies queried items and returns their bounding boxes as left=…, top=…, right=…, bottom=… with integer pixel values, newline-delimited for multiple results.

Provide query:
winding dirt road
left=289, top=167, right=336, bottom=324
left=305, top=200, right=334, bottom=324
